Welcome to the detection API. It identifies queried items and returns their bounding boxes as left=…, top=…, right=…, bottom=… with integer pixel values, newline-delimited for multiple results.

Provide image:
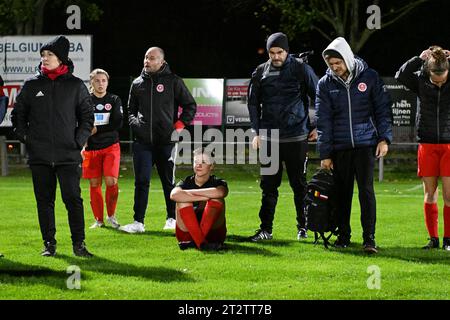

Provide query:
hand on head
left=420, top=49, right=432, bottom=61
left=444, top=50, right=450, bottom=59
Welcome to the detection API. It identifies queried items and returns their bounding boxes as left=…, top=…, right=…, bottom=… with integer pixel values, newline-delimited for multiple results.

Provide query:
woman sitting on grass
left=170, top=148, right=228, bottom=250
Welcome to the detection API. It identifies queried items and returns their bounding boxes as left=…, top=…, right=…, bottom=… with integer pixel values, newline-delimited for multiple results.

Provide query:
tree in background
left=0, top=0, right=102, bottom=35
left=257, top=0, right=429, bottom=53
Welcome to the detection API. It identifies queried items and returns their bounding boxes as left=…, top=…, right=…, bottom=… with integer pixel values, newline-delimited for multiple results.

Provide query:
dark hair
left=426, top=46, right=449, bottom=76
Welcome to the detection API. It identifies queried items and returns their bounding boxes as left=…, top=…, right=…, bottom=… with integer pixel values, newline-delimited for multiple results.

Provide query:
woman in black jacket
left=396, top=46, right=450, bottom=251
left=12, top=35, right=94, bottom=257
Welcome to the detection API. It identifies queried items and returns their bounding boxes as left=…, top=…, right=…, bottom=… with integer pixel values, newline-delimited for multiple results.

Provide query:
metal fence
left=1, top=137, right=418, bottom=181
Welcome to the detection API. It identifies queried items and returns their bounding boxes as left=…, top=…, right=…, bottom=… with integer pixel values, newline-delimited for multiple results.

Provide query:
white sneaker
left=89, top=221, right=104, bottom=229
left=163, top=218, right=176, bottom=230
left=119, top=221, right=145, bottom=233
left=107, top=215, right=120, bottom=229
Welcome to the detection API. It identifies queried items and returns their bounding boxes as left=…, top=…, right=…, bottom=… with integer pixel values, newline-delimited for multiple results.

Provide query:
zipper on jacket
left=346, top=85, right=355, bottom=148
left=150, top=76, right=153, bottom=144
left=437, top=88, right=441, bottom=143
left=50, top=80, right=56, bottom=165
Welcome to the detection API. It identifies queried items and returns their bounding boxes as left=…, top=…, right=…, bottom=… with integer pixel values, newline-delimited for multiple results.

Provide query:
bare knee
left=443, top=191, right=450, bottom=206
left=89, top=178, right=102, bottom=188
left=424, top=193, right=438, bottom=203
left=105, top=176, right=118, bottom=187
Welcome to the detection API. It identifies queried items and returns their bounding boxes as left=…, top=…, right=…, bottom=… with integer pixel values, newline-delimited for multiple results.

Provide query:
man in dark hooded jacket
left=120, top=47, right=197, bottom=234
left=12, top=35, right=94, bottom=257
left=316, top=37, right=392, bottom=253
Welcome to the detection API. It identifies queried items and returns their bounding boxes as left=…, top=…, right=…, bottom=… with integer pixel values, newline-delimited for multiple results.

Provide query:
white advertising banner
left=0, top=35, right=92, bottom=82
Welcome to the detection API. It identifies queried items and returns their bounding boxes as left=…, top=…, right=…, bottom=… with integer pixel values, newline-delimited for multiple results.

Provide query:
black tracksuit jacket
left=11, top=62, right=94, bottom=165
left=395, top=56, right=450, bottom=143
left=127, top=63, right=197, bottom=145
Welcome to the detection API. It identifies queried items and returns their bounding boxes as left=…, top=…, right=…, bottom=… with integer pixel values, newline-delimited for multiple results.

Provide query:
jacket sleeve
left=75, top=82, right=94, bottom=149
left=127, top=82, right=141, bottom=131
left=394, top=56, right=422, bottom=94
left=371, top=74, right=393, bottom=144
left=96, top=95, right=123, bottom=134
left=174, top=77, right=197, bottom=126
left=300, top=63, right=319, bottom=130
left=11, top=82, right=30, bottom=144
left=247, top=67, right=262, bottom=134
left=315, top=80, right=334, bottom=160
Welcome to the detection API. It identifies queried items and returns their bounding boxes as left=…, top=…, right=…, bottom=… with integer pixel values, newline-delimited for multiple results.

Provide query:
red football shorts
left=417, top=143, right=450, bottom=177
left=82, top=142, right=121, bottom=179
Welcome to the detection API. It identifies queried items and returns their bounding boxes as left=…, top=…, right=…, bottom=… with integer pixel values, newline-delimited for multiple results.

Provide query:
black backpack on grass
left=304, top=169, right=338, bottom=248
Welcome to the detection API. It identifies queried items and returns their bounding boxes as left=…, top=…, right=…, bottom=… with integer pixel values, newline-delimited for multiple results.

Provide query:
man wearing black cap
left=316, top=37, right=392, bottom=253
left=247, top=32, right=319, bottom=242
left=12, top=35, right=94, bottom=257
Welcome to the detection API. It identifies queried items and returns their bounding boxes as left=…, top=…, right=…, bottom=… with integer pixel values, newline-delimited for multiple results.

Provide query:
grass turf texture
left=0, top=162, right=449, bottom=300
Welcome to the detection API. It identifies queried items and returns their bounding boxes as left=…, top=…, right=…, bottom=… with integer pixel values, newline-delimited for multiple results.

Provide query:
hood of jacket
left=323, top=38, right=368, bottom=82
left=322, top=37, right=355, bottom=73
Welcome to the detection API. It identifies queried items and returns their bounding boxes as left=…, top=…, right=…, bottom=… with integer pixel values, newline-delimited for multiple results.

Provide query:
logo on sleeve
left=104, top=103, right=112, bottom=111
left=358, top=82, right=367, bottom=92
left=36, top=91, right=44, bottom=97
left=156, top=84, right=164, bottom=93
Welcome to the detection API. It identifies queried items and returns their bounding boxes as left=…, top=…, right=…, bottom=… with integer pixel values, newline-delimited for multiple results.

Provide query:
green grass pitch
left=0, top=163, right=449, bottom=300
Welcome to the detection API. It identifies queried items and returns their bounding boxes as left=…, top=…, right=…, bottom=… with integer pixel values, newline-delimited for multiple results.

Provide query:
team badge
left=105, top=103, right=112, bottom=111
left=96, top=104, right=104, bottom=111
left=156, top=84, right=164, bottom=93
left=358, top=82, right=367, bottom=92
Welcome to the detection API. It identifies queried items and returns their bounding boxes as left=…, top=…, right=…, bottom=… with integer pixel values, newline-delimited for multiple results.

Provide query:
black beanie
left=323, top=49, right=343, bottom=60
left=266, top=32, right=289, bottom=52
left=40, top=35, right=70, bottom=65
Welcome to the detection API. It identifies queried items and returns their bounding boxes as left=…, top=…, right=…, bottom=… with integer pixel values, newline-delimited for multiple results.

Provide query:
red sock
left=90, top=186, right=104, bottom=222
left=424, top=203, right=439, bottom=238
left=200, top=200, right=224, bottom=237
left=106, top=184, right=119, bottom=217
left=444, top=205, right=450, bottom=238
left=179, top=206, right=205, bottom=248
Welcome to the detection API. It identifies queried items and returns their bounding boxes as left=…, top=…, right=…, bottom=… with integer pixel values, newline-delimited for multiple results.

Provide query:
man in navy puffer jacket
left=316, top=37, right=392, bottom=253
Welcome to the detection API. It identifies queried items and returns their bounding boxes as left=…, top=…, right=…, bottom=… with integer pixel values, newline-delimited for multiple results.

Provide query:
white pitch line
left=406, top=184, right=423, bottom=191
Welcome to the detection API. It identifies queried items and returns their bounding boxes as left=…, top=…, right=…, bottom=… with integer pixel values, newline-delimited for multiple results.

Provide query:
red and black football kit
left=82, top=92, right=123, bottom=223
left=175, top=175, right=228, bottom=248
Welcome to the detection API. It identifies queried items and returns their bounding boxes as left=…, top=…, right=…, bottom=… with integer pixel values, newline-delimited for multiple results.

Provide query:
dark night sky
left=42, top=0, right=450, bottom=98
